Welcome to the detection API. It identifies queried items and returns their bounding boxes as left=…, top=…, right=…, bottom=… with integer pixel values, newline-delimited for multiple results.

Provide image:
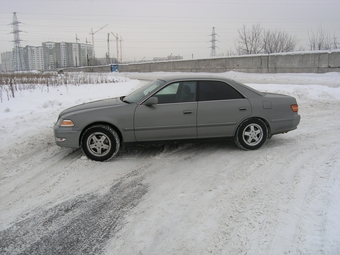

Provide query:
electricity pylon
left=11, top=12, right=26, bottom=71
left=210, top=27, right=218, bottom=58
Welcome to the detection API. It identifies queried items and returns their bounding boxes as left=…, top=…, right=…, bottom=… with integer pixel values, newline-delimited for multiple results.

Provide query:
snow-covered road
left=0, top=72, right=339, bottom=254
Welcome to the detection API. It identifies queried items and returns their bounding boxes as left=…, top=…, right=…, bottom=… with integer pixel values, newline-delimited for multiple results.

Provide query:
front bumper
left=53, top=124, right=81, bottom=148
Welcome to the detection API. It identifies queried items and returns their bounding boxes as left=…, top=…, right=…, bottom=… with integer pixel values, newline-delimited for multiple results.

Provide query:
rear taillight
left=291, top=104, right=299, bottom=113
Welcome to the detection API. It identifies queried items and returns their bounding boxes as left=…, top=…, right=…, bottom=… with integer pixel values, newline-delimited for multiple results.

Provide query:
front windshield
left=124, top=79, right=166, bottom=103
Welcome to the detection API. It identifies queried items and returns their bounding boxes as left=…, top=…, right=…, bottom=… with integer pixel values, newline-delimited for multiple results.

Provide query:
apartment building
left=0, top=51, right=13, bottom=72
left=24, top=46, right=44, bottom=71
left=42, top=41, right=93, bottom=70
left=0, top=42, right=93, bottom=72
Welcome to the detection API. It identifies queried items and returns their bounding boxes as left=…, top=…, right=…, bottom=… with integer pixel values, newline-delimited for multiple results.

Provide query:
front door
left=134, top=81, right=198, bottom=141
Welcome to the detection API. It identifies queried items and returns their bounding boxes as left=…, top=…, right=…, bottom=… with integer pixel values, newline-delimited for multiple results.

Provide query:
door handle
left=183, top=110, right=193, bottom=115
left=239, top=107, right=248, bottom=111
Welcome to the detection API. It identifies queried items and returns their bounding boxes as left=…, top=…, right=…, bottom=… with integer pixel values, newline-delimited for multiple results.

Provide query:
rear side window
left=198, top=81, right=244, bottom=101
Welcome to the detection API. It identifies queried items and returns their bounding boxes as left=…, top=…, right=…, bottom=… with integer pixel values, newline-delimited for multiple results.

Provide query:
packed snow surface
left=0, top=71, right=339, bottom=254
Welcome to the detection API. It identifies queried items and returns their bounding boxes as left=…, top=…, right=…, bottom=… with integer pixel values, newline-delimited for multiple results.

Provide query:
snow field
left=0, top=71, right=339, bottom=254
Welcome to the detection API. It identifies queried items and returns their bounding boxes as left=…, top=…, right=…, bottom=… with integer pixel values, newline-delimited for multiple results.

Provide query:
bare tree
left=235, top=24, right=298, bottom=55
left=263, top=30, right=298, bottom=53
left=308, top=27, right=331, bottom=50
left=235, top=24, right=264, bottom=55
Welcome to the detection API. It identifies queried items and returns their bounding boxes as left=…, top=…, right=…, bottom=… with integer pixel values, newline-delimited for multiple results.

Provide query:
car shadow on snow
left=119, top=139, right=236, bottom=158
left=118, top=135, right=297, bottom=159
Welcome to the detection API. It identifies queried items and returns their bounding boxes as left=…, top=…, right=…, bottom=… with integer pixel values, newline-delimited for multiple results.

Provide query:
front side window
left=176, top=81, right=196, bottom=102
left=124, top=79, right=166, bottom=103
left=154, top=81, right=197, bottom=104
left=198, top=81, right=244, bottom=101
left=156, top=82, right=180, bottom=95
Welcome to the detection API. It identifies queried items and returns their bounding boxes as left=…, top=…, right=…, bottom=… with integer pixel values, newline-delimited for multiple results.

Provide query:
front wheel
left=81, top=125, right=120, bottom=161
left=234, top=118, right=267, bottom=150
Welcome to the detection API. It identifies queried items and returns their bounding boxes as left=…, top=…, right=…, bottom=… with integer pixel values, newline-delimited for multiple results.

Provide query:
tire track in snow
left=0, top=170, right=148, bottom=255
left=0, top=129, right=83, bottom=229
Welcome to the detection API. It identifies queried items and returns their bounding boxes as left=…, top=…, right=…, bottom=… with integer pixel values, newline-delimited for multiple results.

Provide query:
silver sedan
left=54, top=75, right=300, bottom=161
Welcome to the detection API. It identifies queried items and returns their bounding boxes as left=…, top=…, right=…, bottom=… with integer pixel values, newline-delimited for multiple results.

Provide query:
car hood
left=60, top=97, right=126, bottom=116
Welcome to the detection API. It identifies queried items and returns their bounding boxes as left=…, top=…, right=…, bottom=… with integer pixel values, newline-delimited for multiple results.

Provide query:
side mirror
left=144, top=97, right=158, bottom=106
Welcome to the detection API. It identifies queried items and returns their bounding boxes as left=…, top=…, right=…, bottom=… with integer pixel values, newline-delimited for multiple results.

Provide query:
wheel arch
left=235, top=117, right=271, bottom=138
left=79, top=122, right=123, bottom=147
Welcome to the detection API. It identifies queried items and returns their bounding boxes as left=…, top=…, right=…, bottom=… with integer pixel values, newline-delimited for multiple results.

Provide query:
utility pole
left=11, top=12, right=26, bottom=71
left=107, top=33, right=110, bottom=63
left=333, top=35, right=338, bottom=50
left=111, top=33, right=119, bottom=63
left=210, top=27, right=219, bottom=58
left=89, top=24, right=108, bottom=59
left=120, top=36, right=123, bottom=63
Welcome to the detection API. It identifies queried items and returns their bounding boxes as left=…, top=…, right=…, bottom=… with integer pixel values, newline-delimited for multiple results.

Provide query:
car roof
left=158, top=74, right=233, bottom=83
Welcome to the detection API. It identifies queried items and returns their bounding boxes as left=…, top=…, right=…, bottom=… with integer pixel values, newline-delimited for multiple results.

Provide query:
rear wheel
left=235, top=118, right=267, bottom=150
left=81, top=125, right=120, bottom=161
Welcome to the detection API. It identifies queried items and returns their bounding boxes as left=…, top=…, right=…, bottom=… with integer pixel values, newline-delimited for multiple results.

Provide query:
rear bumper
left=288, top=114, right=301, bottom=131
left=270, top=113, right=301, bottom=135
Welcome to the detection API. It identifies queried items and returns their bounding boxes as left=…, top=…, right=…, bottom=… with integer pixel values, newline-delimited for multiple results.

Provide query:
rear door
left=197, top=80, right=251, bottom=138
left=134, top=81, right=198, bottom=141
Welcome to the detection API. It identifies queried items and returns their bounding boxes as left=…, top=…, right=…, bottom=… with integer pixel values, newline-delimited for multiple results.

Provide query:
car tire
left=81, top=124, right=120, bottom=161
left=234, top=118, right=267, bottom=150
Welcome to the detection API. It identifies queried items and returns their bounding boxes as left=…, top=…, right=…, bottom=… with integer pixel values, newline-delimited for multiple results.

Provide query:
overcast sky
left=1, top=0, right=339, bottom=62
